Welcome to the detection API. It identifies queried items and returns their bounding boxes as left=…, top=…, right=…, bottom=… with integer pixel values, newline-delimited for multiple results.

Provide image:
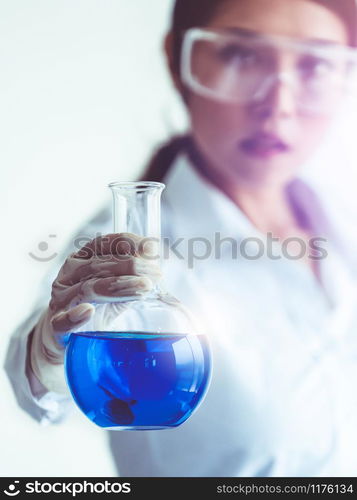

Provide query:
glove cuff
left=30, top=308, right=70, bottom=395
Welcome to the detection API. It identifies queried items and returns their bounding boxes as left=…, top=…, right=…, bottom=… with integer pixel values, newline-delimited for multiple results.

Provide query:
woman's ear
left=164, top=31, right=186, bottom=95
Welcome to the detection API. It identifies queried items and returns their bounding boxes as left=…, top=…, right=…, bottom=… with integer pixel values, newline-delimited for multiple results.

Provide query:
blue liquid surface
left=64, top=332, right=211, bottom=429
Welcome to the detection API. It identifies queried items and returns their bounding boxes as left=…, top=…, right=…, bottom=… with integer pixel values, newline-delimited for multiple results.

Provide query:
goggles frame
left=180, top=27, right=357, bottom=109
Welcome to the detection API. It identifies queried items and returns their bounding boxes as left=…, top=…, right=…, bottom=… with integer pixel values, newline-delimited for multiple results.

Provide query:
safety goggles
left=181, top=27, right=357, bottom=114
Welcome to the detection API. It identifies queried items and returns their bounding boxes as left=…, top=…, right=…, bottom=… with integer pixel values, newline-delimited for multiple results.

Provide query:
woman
left=6, top=0, right=357, bottom=476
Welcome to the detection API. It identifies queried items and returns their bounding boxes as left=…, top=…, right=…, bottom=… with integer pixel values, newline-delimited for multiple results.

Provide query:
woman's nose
left=251, top=72, right=298, bottom=120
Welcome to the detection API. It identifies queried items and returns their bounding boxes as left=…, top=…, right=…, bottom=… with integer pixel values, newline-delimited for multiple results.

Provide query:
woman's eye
left=298, top=56, right=334, bottom=78
left=217, top=44, right=258, bottom=66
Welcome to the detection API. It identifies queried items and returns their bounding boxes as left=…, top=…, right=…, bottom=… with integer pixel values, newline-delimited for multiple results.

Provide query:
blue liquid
left=64, top=332, right=211, bottom=429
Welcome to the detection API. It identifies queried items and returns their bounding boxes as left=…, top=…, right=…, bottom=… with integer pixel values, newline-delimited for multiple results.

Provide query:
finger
left=53, top=275, right=154, bottom=311
left=57, top=254, right=162, bottom=287
left=51, top=303, right=95, bottom=334
left=72, top=233, right=158, bottom=260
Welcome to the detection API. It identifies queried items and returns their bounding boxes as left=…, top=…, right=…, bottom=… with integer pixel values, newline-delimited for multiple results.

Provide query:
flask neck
left=109, top=181, right=166, bottom=298
left=109, top=182, right=164, bottom=239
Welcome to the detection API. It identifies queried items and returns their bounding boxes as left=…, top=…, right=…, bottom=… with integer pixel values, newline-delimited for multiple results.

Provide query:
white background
left=1, top=0, right=357, bottom=477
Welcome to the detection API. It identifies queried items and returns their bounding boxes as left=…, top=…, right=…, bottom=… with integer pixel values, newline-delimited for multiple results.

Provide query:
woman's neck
left=227, top=182, right=299, bottom=238
left=209, top=170, right=321, bottom=280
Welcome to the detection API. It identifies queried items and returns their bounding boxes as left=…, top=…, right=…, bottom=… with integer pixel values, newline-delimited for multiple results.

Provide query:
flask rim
left=108, top=181, right=165, bottom=191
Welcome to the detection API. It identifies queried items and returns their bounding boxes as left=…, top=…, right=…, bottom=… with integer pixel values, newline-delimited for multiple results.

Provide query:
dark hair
left=140, top=0, right=357, bottom=183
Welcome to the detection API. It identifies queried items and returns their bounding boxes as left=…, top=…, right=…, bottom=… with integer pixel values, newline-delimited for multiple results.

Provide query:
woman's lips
left=240, top=133, right=291, bottom=159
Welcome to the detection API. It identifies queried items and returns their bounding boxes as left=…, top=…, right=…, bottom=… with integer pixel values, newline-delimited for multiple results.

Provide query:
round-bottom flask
left=64, top=181, right=212, bottom=430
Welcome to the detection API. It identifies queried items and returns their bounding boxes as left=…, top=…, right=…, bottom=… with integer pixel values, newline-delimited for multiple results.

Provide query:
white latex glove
left=29, top=233, right=161, bottom=394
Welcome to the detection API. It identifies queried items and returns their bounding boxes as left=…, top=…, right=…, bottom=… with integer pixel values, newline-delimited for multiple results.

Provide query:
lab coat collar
left=162, top=152, right=334, bottom=244
left=162, top=152, right=259, bottom=242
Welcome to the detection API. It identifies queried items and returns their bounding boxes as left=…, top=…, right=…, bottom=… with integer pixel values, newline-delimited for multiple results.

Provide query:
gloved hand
left=29, top=233, right=161, bottom=394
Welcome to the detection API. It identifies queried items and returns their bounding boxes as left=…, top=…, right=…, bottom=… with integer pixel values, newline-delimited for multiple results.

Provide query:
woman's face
left=182, top=0, right=350, bottom=190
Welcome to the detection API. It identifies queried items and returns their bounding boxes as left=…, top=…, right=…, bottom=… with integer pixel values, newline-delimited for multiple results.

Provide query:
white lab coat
left=5, top=152, right=357, bottom=476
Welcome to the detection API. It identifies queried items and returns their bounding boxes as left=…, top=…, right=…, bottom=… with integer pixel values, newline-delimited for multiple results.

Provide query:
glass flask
left=64, top=181, right=212, bottom=430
